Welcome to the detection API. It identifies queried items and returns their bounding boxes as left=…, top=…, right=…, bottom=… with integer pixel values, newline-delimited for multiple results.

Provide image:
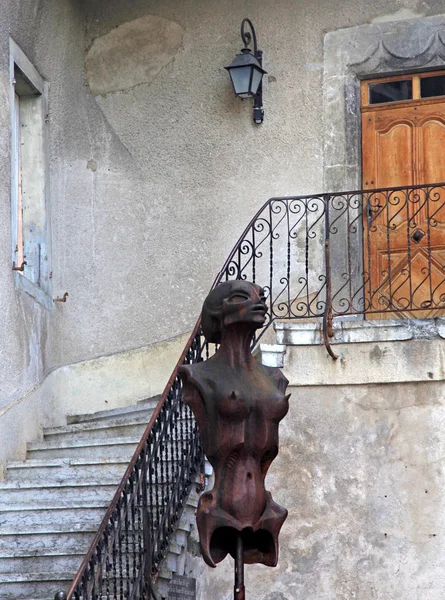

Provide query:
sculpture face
left=201, top=280, right=268, bottom=342
left=221, top=281, right=267, bottom=329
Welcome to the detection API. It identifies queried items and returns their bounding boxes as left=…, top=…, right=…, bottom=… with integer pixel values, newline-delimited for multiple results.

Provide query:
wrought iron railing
left=61, top=326, right=213, bottom=600
left=220, top=182, right=445, bottom=354
left=59, top=181, right=445, bottom=598
left=223, top=182, right=445, bottom=320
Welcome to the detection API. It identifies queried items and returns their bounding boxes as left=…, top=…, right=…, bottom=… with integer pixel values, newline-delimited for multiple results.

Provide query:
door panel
left=376, top=121, right=414, bottom=188
left=362, top=100, right=445, bottom=318
left=419, top=116, right=445, bottom=186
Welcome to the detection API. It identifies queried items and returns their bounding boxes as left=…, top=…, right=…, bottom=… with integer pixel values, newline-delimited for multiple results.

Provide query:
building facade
left=2, top=1, right=445, bottom=598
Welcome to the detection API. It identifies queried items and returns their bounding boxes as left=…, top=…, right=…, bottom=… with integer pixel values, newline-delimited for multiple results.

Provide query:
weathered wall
left=194, top=333, right=445, bottom=599
left=71, top=0, right=445, bottom=365
left=2, top=1, right=445, bottom=460
left=0, top=332, right=189, bottom=475
left=0, top=0, right=143, bottom=467
left=0, top=1, right=77, bottom=465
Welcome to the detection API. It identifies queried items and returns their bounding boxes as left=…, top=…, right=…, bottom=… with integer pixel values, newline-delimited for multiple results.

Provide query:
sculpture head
left=201, top=280, right=267, bottom=343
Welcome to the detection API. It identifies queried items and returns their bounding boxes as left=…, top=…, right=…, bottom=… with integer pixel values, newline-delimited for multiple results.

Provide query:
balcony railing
left=60, top=182, right=445, bottom=599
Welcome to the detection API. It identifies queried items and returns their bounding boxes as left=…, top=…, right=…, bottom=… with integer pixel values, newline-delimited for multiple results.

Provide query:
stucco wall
left=194, top=334, right=445, bottom=599
left=2, top=1, right=445, bottom=458
left=0, top=1, right=75, bottom=462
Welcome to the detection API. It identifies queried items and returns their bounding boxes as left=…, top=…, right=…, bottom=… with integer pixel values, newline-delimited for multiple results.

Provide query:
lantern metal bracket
left=241, top=18, right=264, bottom=124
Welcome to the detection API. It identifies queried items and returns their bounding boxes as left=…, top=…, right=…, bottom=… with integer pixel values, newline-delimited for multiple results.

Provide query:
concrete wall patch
left=85, top=15, right=184, bottom=96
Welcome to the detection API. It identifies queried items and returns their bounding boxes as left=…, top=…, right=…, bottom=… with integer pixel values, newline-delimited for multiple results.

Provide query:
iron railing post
left=322, top=194, right=338, bottom=360
left=142, top=448, right=153, bottom=599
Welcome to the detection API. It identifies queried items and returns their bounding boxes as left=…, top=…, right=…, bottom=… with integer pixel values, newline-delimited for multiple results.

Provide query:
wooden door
left=361, top=72, right=445, bottom=318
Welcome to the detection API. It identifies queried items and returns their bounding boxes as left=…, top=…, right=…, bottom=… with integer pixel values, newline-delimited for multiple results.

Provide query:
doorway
left=361, top=71, right=445, bottom=318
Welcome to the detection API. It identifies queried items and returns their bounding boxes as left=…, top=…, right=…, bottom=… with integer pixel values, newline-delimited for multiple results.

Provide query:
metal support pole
left=234, top=533, right=245, bottom=600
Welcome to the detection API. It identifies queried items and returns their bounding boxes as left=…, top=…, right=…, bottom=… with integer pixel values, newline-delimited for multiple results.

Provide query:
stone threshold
left=255, top=317, right=445, bottom=368
left=274, top=317, right=445, bottom=346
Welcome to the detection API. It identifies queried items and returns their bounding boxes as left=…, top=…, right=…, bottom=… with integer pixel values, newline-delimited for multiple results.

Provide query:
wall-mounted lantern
left=225, top=18, right=267, bottom=124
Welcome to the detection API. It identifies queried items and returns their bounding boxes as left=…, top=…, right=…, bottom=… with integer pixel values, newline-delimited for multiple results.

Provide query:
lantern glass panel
left=251, top=68, right=263, bottom=95
left=229, top=66, right=254, bottom=97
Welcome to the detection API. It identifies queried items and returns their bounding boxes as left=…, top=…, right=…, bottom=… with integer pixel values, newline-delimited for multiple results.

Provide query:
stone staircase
left=0, top=397, right=206, bottom=600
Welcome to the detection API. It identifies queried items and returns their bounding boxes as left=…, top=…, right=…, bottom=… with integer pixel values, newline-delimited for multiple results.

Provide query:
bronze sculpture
left=179, top=280, right=290, bottom=599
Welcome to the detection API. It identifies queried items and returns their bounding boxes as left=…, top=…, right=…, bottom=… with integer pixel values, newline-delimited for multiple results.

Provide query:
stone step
left=0, top=537, right=159, bottom=567
left=0, top=480, right=118, bottom=508
left=0, top=552, right=83, bottom=574
left=67, top=396, right=161, bottom=425
left=0, top=557, right=187, bottom=600
left=9, top=431, right=209, bottom=476
left=42, top=414, right=151, bottom=443
left=0, top=492, right=186, bottom=518
left=163, top=549, right=179, bottom=574
left=174, top=528, right=187, bottom=548
left=6, top=457, right=130, bottom=483
left=0, top=536, right=188, bottom=598
left=159, top=563, right=175, bottom=582
left=165, top=541, right=182, bottom=557
left=0, top=524, right=186, bottom=568
left=0, top=571, right=75, bottom=600
left=0, top=491, right=197, bottom=529
left=181, top=491, right=199, bottom=509
left=178, top=504, right=197, bottom=532
left=0, top=393, right=206, bottom=600
left=27, top=436, right=140, bottom=460
left=0, top=520, right=188, bottom=542
left=0, top=522, right=98, bottom=536
left=0, top=504, right=107, bottom=529
left=156, top=549, right=186, bottom=579
left=0, top=501, right=197, bottom=598
left=0, top=561, right=179, bottom=600
left=0, top=528, right=94, bottom=556
left=156, top=578, right=171, bottom=599
left=6, top=458, right=201, bottom=490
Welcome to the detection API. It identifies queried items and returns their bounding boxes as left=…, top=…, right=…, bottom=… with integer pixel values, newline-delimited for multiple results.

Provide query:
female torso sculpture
left=179, top=281, right=289, bottom=569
